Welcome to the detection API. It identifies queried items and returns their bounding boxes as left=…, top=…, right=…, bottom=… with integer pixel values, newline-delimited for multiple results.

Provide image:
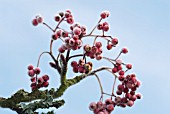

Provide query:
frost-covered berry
left=34, top=67, right=41, bottom=74
left=32, top=19, right=38, bottom=26
left=42, top=75, right=49, bottom=81
left=28, top=65, right=34, bottom=70
left=54, top=15, right=61, bottom=22
left=127, top=100, right=134, bottom=107
left=122, top=48, right=128, bottom=54
left=28, top=70, right=35, bottom=77
left=73, top=27, right=82, bottom=35
left=111, top=38, right=118, bottom=45
left=43, top=81, right=49, bottom=87
left=89, top=102, right=97, bottom=111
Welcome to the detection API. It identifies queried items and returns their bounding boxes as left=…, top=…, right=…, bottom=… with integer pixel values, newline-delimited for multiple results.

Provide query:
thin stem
left=111, top=76, right=117, bottom=99
left=94, top=74, right=104, bottom=101
left=89, top=18, right=102, bottom=35
left=115, top=52, right=122, bottom=60
left=42, top=22, right=55, bottom=32
left=93, top=36, right=98, bottom=46
left=54, top=17, right=65, bottom=32
left=68, top=54, right=84, bottom=60
left=37, top=51, right=50, bottom=67
left=66, top=49, right=70, bottom=62
left=50, top=40, right=53, bottom=54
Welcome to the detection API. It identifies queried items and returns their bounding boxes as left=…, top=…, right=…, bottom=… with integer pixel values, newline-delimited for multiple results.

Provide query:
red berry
left=30, top=77, right=36, bottom=82
left=106, top=44, right=112, bottom=50
left=105, top=98, right=112, bottom=105
left=69, top=38, right=75, bottom=46
left=43, top=81, right=49, bottom=87
left=38, top=77, right=44, bottom=84
left=71, top=61, right=77, bottom=67
left=119, top=70, right=125, bottom=75
left=62, top=31, right=69, bottom=38
left=52, top=34, right=58, bottom=40
left=103, top=25, right=109, bottom=31
left=89, top=102, right=97, bottom=111
left=28, top=70, right=35, bottom=77
left=42, top=75, right=49, bottom=81
left=118, top=84, right=124, bottom=91
left=36, top=16, right=43, bottom=23
left=116, top=90, right=122, bottom=95
left=32, top=19, right=38, bottom=26
left=28, top=65, right=34, bottom=70
left=54, top=15, right=61, bottom=22
left=136, top=93, right=142, bottom=99
left=34, top=67, right=41, bottom=74
left=96, top=55, right=102, bottom=60
left=111, top=38, right=118, bottom=45
left=73, top=66, right=78, bottom=73
left=127, top=100, right=134, bottom=107
left=118, top=75, right=124, bottom=81
left=126, top=64, right=132, bottom=69
left=106, top=104, right=114, bottom=112
left=58, top=47, right=65, bottom=53
left=112, top=67, right=118, bottom=73
left=73, top=27, right=82, bottom=35
left=130, top=95, right=137, bottom=101
left=67, top=17, right=74, bottom=24
left=122, top=48, right=128, bottom=54
left=95, top=42, right=102, bottom=48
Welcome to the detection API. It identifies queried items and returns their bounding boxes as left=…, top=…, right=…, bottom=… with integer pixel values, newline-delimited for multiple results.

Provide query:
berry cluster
left=30, top=10, right=142, bottom=113
left=27, top=65, right=49, bottom=90
left=84, top=42, right=102, bottom=60
left=89, top=99, right=114, bottom=114
left=71, top=59, right=92, bottom=74
left=32, top=15, right=43, bottom=26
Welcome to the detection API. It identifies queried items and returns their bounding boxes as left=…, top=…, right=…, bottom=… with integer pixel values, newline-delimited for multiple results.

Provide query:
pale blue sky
left=0, top=0, right=170, bottom=114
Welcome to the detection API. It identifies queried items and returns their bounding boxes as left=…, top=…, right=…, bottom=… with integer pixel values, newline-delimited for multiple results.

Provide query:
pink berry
left=43, top=81, right=49, bottom=87
left=97, top=101, right=103, bottom=108
left=127, top=100, right=134, bottom=107
left=32, top=19, right=38, bottom=26
left=106, top=104, right=114, bottom=112
left=100, top=11, right=107, bottom=19
left=130, top=95, right=137, bottom=101
left=67, top=17, right=74, bottom=24
left=34, top=67, right=41, bottom=74
left=116, top=90, right=122, bottom=95
left=89, top=102, right=97, bottom=111
left=42, top=75, right=49, bottom=81
left=36, top=16, right=43, bottom=23
left=118, top=84, right=124, bottom=91
left=73, top=35, right=79, bottom=40
left=57, top=30, right=62, bottom=37
left=73, top=27, right=82, bottom=35
left=106, top=44, right=112, bottom=50
left=119, top=70, right=125, bottom=75
left=73, top=66, right=78, bottom=73
left=54, top=15, right=61, bottom=22
left=122, top=48, right=128, bottom=54
left=112, top=67, right=118, bottom=73
left=105, top=99, right=112, bottom=105
left=71, top=61, right=77, bottom=67
left=96, top=55, right=102, bottom=60
left=28, top=65, right=34, bottom=70
left=136, top=93, right=142, bottom=99
left=118, top=75, right=124, bottom=81
left=97, top=23, right=103, bottom=30
left=52, top=34, right=58, bottom=40
left=38, top=77, right=44, bottom=84
left=69, top=38, right=75, bottom=46
left=111, top=38, right=118, bottom=45
left=91, top=46, right=98, bottom=53
left=62, top=31, right=69, bottom=38
left=95, top=42, right=102, bottom=48
left=78, top=66, right=85, bottom=73
left=28, top=70, right=35, bottom=77
left=103, top=25, right=109, bottom=32
left=30, top=77, right=36, bottom=82
left=126, top=64, right=132, bottom=69
left=58, top=47, right=65, bottom=53
left=125, top=93, right=132, bottom=99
